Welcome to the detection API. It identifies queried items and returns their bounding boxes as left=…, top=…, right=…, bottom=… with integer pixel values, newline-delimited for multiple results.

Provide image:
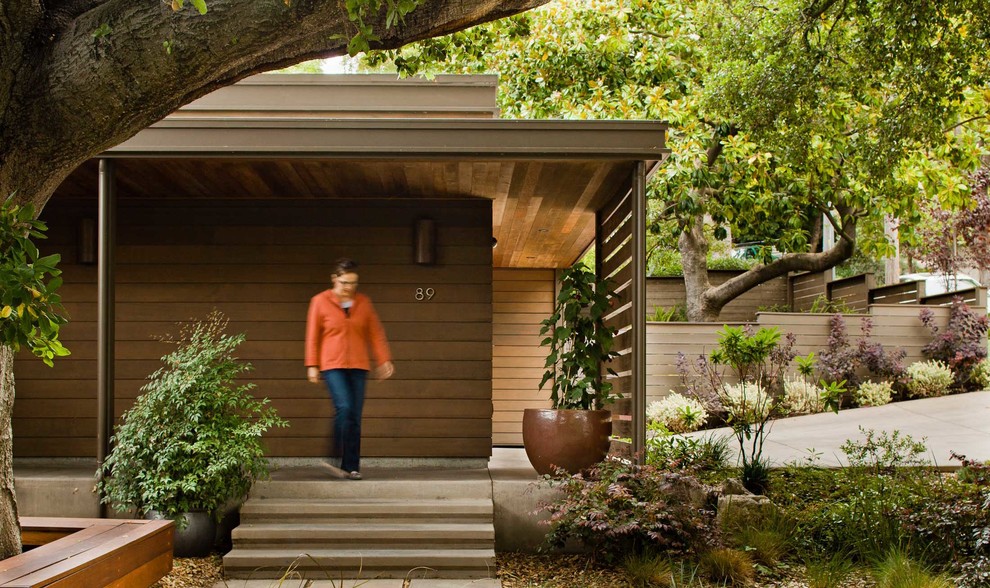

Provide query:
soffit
left=54, top=157, right=640, bottom=268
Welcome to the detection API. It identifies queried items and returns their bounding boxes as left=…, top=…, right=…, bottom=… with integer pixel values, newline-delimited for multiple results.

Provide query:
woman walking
left=305, top=258, right=394, bottom=480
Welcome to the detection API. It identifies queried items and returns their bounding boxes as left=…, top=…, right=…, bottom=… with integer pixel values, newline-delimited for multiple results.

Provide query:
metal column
left=97, top=159, right=116, bottom=516
left=631, top=161, right=647, bottom=464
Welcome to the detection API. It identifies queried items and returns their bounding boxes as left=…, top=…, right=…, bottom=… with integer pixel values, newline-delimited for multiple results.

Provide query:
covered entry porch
left=14, top=74, right=666, bottom=468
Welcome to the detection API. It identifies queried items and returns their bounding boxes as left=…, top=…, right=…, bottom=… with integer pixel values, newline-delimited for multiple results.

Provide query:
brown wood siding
left=647, top=273, right=788, bottom=322
left=13, top=197, right=493, bottom=458
left=827, top=273, right=876, bottom=312
left=645, top=305, right=984, bottom=406
left=491, top=269, right=555, bottom=446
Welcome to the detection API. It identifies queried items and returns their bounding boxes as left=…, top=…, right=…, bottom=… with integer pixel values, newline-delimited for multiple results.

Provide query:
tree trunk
left=0, top=345, right=20, bottom=559
left=680, top=216, right=717, bottom=322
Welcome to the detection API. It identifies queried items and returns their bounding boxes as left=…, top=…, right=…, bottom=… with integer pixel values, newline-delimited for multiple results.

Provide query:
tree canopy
left=370, top=0, right=990, bottom=319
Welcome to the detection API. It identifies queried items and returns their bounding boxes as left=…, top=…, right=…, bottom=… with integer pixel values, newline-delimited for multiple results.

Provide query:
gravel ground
left=154, top=553, right=876, bottom=587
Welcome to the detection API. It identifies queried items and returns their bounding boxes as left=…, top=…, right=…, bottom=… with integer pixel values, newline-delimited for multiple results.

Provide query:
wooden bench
left=1, top=517, right=174, bottom=588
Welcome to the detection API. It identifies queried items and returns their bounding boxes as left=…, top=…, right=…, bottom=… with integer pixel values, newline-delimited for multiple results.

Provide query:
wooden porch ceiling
left=55, top=157, right=636, bottom=268
left=54, top=115, right=667, bottom=268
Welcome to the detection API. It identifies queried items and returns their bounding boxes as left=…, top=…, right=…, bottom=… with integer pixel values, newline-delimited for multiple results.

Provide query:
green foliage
left=538, top=263, right=619, bottom=410
left=367, top=0, right=990, bottom=315
left=769, top=429, right=936, bottom=563
left=645, top=429, right=730, bottom=478
left=0, top=197, right=69, bottom=366
left=649, top=304, right=687, bottom=322
left=872, top=549, right=955, bottom=588
left=97, top=312, right=287, bottom=525
left=710, top=325, right=781, bottom=383
left=539, top=459, right=715, bottom=560
left=808, top=294, right=857, bottom=315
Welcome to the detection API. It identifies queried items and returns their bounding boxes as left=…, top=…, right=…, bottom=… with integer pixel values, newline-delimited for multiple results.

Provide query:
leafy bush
left=855, top=380, right=895, bottom=407
left=539, top=263, right=619, bottom=410
left=920, top=298, right=989, bottom=388
left=818, top=314, right=906, bottom=390
left=539, top=459, right=715, bottom=560
left=782, top=377, right=825, bottom=415
left=648, top=303, right=688, bottom=322
left=645, top=430, right=730, bottom=477
left=647, top=392, right=708, bottom=433
left=969, top=357, right=990, bottom=389
left=905, top=360, right=954, bottom=398
left=98, top=312, right=287, bottom=525
left=898, top=452, right=990, bottom=588
left=769, top=429, right=937, bottom=563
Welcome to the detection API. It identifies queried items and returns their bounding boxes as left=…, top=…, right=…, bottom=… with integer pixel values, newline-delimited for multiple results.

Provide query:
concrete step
left=252, top=476, right=492, bottom=501
left=239, top=498, right=493, bottom=524
left=232, top=522, right=494, bottom=549
left=222, top=547, right=496, bottom=579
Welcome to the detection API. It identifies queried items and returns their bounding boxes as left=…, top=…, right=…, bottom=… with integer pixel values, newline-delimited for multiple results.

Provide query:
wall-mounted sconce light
left=414, top=218, right=436, bottom=265
left=78, top=218, right=97, bottom=265
left=491, top=237, right=498, bottom=249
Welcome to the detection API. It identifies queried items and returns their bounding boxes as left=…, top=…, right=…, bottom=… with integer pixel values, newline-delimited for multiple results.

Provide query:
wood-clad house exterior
left=12, top=75, right=666, bottom=461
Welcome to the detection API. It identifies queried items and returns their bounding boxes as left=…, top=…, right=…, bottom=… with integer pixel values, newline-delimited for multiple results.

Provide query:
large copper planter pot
left=522, top=408, right=612, bottom=475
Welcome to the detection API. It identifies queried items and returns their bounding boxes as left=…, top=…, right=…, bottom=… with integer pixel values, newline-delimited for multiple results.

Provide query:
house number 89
left=415, top=288, right=435, bottom=301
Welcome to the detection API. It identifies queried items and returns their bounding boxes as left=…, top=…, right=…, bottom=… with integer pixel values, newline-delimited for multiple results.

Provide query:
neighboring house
left=13, top=74, right=666, bottom=461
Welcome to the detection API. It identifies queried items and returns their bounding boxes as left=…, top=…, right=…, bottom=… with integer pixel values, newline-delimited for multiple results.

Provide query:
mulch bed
left=153, top=552, right=877, bottom=587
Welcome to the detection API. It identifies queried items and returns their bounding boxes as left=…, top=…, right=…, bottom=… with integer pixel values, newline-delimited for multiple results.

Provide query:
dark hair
left=332, top=258, right=358, bottom=277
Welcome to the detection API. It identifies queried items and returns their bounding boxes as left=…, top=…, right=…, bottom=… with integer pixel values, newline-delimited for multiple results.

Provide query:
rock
left=658, top=472, right=708, bottom=509
left=720, top=478, right=751, bottom=496
left=716, top=493, right=773, bottom=529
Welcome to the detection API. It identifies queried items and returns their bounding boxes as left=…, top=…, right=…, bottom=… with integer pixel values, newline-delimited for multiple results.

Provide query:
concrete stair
left=223, top=467, right=497, bottom=580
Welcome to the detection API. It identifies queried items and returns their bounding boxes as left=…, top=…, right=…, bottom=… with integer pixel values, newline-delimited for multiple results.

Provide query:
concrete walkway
left=688, top=390, right=990, bottom=468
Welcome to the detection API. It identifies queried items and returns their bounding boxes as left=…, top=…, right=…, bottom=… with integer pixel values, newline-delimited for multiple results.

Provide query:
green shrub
left=645, top=430, right=730, bottom=477
left=731, top=526, right=793, bottom=567
left=649, top=304, right=688, bottom=322
left=699, top=548, right=755, bottom=586
left=97, top=312, right=287, bottom=525
left=854, top=380, right=895, bottom=407
left=647, top=392, right=709, bottom=433
left=906, top=360, right=954, bottom=398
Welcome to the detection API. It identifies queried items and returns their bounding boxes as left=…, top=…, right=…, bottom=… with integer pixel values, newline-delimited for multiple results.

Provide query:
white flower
left=721, top=382, right=772, bottom=423
left=646, top=392, right=709, bottom=433
left=905, top=360, right=954, bottom=398
left=854, top=380, right=894, bottom=407
left=783, top=377, right=825, bottom=415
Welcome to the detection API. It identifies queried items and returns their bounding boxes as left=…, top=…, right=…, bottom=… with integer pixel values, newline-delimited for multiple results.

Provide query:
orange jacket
left=305, top=290, right=391, bottom=371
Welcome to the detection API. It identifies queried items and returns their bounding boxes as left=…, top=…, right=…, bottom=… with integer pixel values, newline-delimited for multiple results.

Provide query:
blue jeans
left=321, top=369, right=367, bottom=473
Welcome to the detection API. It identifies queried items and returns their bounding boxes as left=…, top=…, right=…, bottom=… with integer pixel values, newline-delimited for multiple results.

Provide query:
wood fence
left=646, top=303, right=986, bottom=405
left=789, top=271, right=988, bottom=312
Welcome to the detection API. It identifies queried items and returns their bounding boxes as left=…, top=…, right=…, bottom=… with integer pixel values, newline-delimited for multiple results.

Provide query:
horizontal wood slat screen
left=598, top=187, right=634, bottom=443
left=491, top=269, right=555, bottom=446
left=645, top=306, right=981, bottom=406
left=13, top=196, right=493, bottom=459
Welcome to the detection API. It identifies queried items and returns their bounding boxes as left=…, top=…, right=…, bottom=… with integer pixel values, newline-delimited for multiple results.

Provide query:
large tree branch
left=1, top=0, right=548, bottom=209
left=702, top=212, right=857, bottom=314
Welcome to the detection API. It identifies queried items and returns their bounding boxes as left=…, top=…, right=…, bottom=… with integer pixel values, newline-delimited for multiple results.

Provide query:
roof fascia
left=105, top=118, right=669, bottom=161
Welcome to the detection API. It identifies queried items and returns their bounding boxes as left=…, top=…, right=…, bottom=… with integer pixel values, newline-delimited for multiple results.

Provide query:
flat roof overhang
left=106, top=117, right=668, bottom=161
left=56, top=117, right=668, bottom=268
